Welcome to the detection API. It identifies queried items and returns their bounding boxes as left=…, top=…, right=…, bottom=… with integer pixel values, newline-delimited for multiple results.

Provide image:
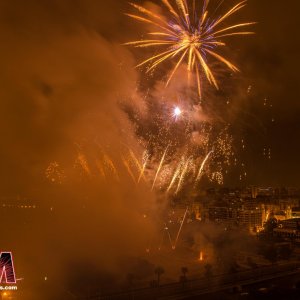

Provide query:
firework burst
left=125, top=0, right=254, bottom=97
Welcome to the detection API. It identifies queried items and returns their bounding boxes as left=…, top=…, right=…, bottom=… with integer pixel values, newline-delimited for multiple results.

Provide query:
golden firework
left=125, top=0, right=254, bottom=97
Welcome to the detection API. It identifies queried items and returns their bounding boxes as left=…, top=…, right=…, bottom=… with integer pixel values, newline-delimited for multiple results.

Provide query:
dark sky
left=237, top=0, right=300, bottom=185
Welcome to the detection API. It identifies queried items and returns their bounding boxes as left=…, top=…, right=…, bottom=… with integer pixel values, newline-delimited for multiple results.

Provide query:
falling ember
left=199, top=251, right=204, bottom=261
left=125, top=0, right=255, bottom=97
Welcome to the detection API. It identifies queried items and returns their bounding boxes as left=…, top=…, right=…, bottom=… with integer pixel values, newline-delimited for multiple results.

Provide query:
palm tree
left=204, top=263, right=212, bottom=278
left=154, top=266, right=165, bottom=286
left=181, top=267, right=188, bottom=280
left=180, top=267, right=188, bottom=288
left=127, top=273, right=135, bottom=289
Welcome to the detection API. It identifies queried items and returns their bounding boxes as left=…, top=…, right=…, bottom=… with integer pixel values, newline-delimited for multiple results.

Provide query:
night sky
left=239, top=0, right=300, bottom=185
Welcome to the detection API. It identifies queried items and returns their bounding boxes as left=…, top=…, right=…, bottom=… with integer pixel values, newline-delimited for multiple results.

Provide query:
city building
left=273, top=218, right=300, bottom=244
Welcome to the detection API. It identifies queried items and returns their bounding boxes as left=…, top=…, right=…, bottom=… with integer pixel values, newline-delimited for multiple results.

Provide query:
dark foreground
left=85, top=262, right=300, bottom=300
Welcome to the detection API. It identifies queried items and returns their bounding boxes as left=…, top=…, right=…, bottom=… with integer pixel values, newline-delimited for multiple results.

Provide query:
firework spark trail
left=195, top=150, right=213, bottom=183
left=173, top=206, right=189, bottom=249
left=175, top=156, right=193, bottom=194
left=103, top=154, right=120, bottom=181
left=167, top=159, right=184, bottom=192
left=160, top=223, right=173, bottom=249
left=76, top=153, right=91, bottom=176
left=128, top=149, right=147, bottom=183
left=122, top=156, right=137, bottom=184
left=151, top=145, right=169, bottom=190
left=125, top=0, right=255, bottom=97
left=167, top=228, right=173, bottom=248
left=138, top=151, right=149, bottom=183
left=96, top=160, right=107, bottom=181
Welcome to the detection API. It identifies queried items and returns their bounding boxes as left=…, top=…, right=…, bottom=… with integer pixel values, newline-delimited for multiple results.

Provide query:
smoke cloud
left=0, top=1, right=160, bottom=299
